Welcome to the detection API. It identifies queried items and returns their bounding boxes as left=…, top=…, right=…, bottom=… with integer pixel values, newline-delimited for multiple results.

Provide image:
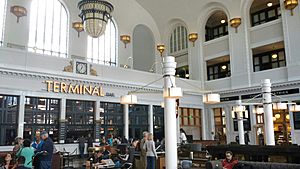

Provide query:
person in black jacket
left=39, top=131, right=54, bottom=169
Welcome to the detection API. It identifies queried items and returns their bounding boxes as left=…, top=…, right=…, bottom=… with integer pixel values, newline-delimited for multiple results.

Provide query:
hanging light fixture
left=230, top=17, right=241, bottom=33
left=284, top=0, right=298, bottom=15
left=290, top=104, right=300, bottom=112
left=163, top=87, right=183, bottom=99
left=78, top=0, right=114, bottom=38
left=272, top=102, right=288, bottom=110
left=203, top=93, right=220, bottom=104
left=120, top=94, right=137, bottom=104
left=120, top=35, right=131, bottom=48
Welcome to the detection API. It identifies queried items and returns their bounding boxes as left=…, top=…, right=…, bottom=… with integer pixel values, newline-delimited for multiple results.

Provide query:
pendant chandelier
left=78, top=0, right=114, bottom=38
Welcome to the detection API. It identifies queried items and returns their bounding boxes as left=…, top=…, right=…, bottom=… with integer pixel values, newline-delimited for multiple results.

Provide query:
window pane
left=278, top=51, right=285, bottom=60
left=272, top=62, right=278, bottom=68
left=253, top=14, right=259, bottom=23
left=0, top=0, right=6, bottom=45
left=87, top=20, right=117, bottom=66
left=260, top=13, right=266, bottom=20
left=268, top=9, right=276, bottom=18
left=279, top=61, right=286, bottom=67
left=254, top=57, right=259, bottom=65
left=28, top=0, right=68, bottom=57
left=262, top=55, right=270, bottom=63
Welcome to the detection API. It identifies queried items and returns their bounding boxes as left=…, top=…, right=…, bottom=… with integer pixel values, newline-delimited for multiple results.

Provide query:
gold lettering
left=61, top=82, right=67, bottom=93
left=92, top=86, right=99, bottom=96
left=84, top=86, right=92, bottom=95
left=45, top=81, right=53, bottom=92
left=53, top=81, right=60, bottom=93
left=99, top=87, right=105, bottom=96
left=79, top=84, right=83, bottom=94
left=69, top=84, right=79, bottom=94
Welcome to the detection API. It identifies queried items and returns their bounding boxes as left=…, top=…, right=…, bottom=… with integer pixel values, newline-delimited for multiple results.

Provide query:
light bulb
left=221, top=19, right=226, bottom=24
left=267, top=2, right=273, bottom=7
left=272, top=53, right=278, bottom=59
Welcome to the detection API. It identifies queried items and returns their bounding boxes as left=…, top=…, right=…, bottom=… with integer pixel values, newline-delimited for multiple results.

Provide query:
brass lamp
left=188, top=33, right=198, bottom=47
left=120, top=35, right=131, bottom=48
left=10, top=5, right=27, bottom=23
left=284, top=0, right=298, bottom=15
left=72, top=22, right=84, bottom=37
left=230, top=18, right=241, bottom=33
left=157, top=44, right=165, bottom=57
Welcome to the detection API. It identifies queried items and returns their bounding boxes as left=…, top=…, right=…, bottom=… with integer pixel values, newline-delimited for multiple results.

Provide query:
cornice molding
left=0, top=68, right=162, bottom=93
left=219, top=80, right=300, bottom=96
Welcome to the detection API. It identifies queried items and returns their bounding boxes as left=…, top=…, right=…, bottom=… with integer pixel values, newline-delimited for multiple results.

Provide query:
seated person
left=4, top=153, right=13, bottom=169
left=102, top=146, right=111, bottom=160
left=15, top=156, right=31, bottom=169
left=86, top=149, right=106, bottom=167
left=222, top=151, right=238, bottom=169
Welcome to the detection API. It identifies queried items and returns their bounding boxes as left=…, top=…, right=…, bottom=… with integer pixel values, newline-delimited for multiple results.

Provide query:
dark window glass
left=100, top=102, right=124, bottom=138
left=294, top=113, right=300, bottom=130
left=0, top=95, right=19, bottom=146
left=175, top=66, right=189, bottom=79
left=129, top=105, right=148, bottom=139
left=251, top=4, right=281, bottom=27
left=233, top=106, right=251, bottom=131
left=207, top=61, right=231, bottom=81
left=253, top=48, right=286, bottom=72
left=65, top=100, right=94, bottom=143
left=205, top=23, right=228, bottom=41
left=24, top=97, right=59, bottom=143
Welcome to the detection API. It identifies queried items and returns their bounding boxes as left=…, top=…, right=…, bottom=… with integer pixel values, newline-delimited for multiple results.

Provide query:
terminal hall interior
left=0, top=0, right=300, bottom=169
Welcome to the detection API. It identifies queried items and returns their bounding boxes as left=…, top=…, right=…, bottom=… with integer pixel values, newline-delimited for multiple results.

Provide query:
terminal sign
left=45, top=80, right=105, bottom=96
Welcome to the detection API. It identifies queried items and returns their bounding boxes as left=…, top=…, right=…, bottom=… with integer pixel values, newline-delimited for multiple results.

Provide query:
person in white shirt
left=180, top=128, right=187, bottom=144
left=143, top=133, right=157, bottom=169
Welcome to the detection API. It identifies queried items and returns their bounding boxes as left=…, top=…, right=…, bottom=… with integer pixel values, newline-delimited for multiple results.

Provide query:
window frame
left=251, top=4, right=281, bottom=27
left=169, top=25, right=188, bottom=54
left=0, top=0, right=7, bottom=46
left=205, top=23, right=228, bottom=41
left=28, top=0, right=69, bottom=58
left=253, top=48, right=286, bottom=72
left=207, top=61, right=231, bottom=81
left=87, top=19, right=118, bottom=66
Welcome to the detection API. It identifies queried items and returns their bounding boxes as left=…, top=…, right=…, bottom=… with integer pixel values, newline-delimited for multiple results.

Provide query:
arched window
left=87, top=19, right=117, bottom=66
left=205, top=11, right=228, bottom=41
left=0, top=0, right=7, bottom=46
left=28, top=0, right=68, bottom=58
left=169, top=25, right=188, bottom=54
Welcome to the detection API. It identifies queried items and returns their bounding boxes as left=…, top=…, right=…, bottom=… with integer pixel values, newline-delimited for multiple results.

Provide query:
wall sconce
left=120, top=94, right=138, bottom=104
left=72, top=22, right=84, bottom=37
left=203, top=93, right=220, bottom=104
left=10, top=5, right=27, bottom=23
left=284, top=0, right=298, bottom=15
left=188, top=33, right=198, bottom=47
left=230, top=18, right=241, bottom=33
left=120, top=35, right=131, bottom=48
left=157, top=44, right=165, bottom=57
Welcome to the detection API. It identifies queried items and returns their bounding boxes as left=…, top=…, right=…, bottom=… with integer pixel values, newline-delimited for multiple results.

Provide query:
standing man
left=140, top=131, right=148, bottom=169
left=244, top=131, right=250, bottom=145
left=78, top=136, right=86, bottom=158
left=39, top=131, right=54, bottom=169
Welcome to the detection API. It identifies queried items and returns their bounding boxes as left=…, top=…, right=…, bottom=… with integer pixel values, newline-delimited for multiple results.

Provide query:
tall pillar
left=95, top=100, right=101, bottom=142
left=237, top=112, right=245, bottom=145
left=59, top=98, right=66, bottom=143
left=148, top=105, right=154, bottom=134
left=17, top=94, right=25, bottom=138
left=163, top=56, right=178, bottom=169
left=262, top=79, right=275, bottom=145
left=201, top=108, right=207, bottom=140
left=123, top=104, right=129, bottom=139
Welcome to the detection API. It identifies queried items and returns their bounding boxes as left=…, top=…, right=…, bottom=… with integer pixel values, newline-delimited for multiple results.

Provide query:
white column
left=17, top=94, right=25, bottom=138
left=59, top=98, right=66, bottom=143
left=123, top=104, right=129, bottom=139
left=201, top=108, right=207, bottom=140
left=95, top=100, right=101, bottom=142
left=148, top=104, right=154, bottom=134
left=177, top=108, right=181, bottom=143
left=237, top=112, right=245, bottom=145
left=262, top=79, right=275, bottom=145
left=163, top=56, right=178, bottom=169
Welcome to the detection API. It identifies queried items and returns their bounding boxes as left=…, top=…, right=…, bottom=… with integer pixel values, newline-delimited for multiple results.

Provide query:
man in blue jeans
left=39, top=131, right=54, bottom=169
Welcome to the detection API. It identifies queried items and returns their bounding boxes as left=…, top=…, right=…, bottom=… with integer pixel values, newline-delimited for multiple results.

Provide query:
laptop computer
left=101, top=159, right=115, bottom=167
